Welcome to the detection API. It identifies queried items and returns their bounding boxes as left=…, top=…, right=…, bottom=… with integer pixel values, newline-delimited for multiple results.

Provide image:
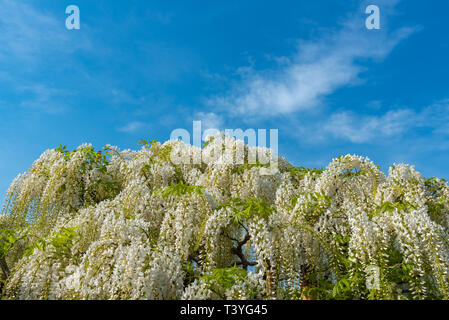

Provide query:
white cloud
left=0, top=0, right=90, bottom=63
left=322, top=100, right=449, bottom=143
left=195, top=112, right=223, bottom=130
left=0, top=0, right=93, bottom=114
left=417, top=99, right=449, bottom=134
left=18, top=84, right=71, bottom=113
left=117, top=121, right=146, bottom=133
left=324, top=109, right=416, bottom=143
left=207, top=2, right=415, bottom=119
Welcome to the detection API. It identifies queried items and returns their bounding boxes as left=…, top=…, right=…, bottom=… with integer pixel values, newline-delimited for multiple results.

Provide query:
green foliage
left=56, top=145, right=121, bottom=207
left=302, top=236, right=428, bottom=300
left=203, top=136, right=214, bottom=147
left=201, top=266, right=247, bottom=288
left=139, top=139, right=175, bottom=164
left=231, top=161, right=270, bottom=175
left=182, top=261, right=200, bottom=287
left=425, top=177, right=447, bottom=194
left=424, top=178, right=448, bottom=224
left=151, top=143, right=174, bottom=163
left=56, top=145, right=109, bottom=171
left=291, top=191, right=332, bottom=224
left=138, top=139, right=158, bottom=148
left=287, top=166, right=323, bottom=180
left=25, top=227, right=77, bottom=257
left=157, top=181, right=203, bottom=198
left=0, top=227, right=26, bottom=259
left=55, top=144, right=74, bottom=161
left=331, top=277, right=359, bottom=299
left=427, top=196, right=447, bottom=226
left=50, top=227, right=77, bottom=254
left=218, top=197, right=273, bottom=225
left=201, top=266, right=248, bottom=298
left=1, top=226, right=27, bottom=289
left=341, top=168, right=369, bottom=179
left=371, top=200, right=417, bottom=217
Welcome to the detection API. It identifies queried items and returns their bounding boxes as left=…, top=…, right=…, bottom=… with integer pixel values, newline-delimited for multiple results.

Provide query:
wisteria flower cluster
left=1, top=136, right=449, bottom=300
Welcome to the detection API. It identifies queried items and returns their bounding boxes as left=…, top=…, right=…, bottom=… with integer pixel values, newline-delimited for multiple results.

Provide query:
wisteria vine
left=1, top=136, right=449, bottom=300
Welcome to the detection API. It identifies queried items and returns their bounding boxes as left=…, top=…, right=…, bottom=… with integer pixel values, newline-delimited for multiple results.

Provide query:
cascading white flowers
left=1, top=135, right=449, bottom=300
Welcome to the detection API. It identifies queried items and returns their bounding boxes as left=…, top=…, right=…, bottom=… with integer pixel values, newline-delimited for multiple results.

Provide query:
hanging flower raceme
left=1, top=135, right=449, bottom=300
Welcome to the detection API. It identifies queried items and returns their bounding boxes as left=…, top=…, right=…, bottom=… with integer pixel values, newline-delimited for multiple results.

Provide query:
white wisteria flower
left=1, top=137, right=449, bottom=300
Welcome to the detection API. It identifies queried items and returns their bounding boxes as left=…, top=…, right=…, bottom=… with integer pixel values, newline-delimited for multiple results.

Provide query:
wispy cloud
left=117, top=121, right=147, bottom=134
left=0, top=76, right=74, bottom=113
left=17, top=84, right=72, bottom=113
left=324, top=109, right=415, bottom=143
left=194, top=112, right=224, bottom=130
left=0, top=0, right=93, bottom=113
left=323, top=100, right=449, bottom=143
left=0, top=0, right=90, bottom=63
left=207, top=1, right=415, bottom=119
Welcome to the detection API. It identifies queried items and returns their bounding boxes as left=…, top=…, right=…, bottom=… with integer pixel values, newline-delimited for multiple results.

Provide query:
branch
left=0, top=256, right=10, bottom=280
left=224, top=232, right=256, bottom=270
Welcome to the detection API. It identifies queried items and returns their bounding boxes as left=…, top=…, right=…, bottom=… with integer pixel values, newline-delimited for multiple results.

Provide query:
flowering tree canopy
left=1, top=135, right=449, bottom=300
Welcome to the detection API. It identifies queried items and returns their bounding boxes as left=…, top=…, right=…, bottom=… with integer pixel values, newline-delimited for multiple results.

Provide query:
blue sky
left=1, top=0, right=449, bottom=195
